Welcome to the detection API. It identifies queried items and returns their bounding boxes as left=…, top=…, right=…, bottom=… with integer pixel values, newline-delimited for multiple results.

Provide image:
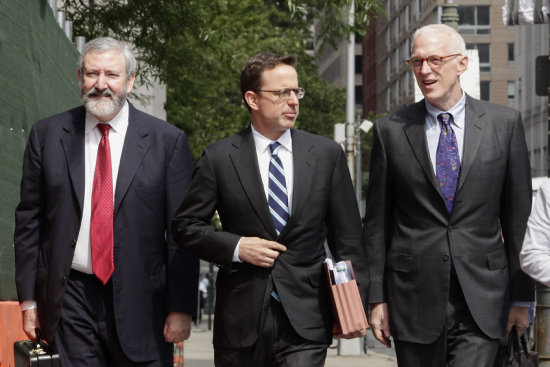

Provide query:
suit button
left=71, top=239, right=77, bottom=248
left=62, top=276, right=67, bottom=285
left=443, top=254, right=449, bottom=261
left=448, top=226, right=455, bottom=232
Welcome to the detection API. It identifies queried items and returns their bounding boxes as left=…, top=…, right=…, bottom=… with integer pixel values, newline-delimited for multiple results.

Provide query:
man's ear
left=126, top=73, right=136, bottom=94
left=244, top=91, right=259, bottom=111
left=457, top=54, right=469, bottom=76
left=77, top=68, right=82, bottom=88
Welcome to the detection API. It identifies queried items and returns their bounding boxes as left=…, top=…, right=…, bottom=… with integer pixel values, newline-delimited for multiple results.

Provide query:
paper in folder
left=324, top=258, right=368, bottom=337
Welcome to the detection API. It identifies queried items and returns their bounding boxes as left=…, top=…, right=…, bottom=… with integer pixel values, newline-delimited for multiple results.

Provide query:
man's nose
left=96, top=74, right=107, bottom=89
left=287, top=91, right=299, bottom=105
left=419, top=59, right=432, bottom=73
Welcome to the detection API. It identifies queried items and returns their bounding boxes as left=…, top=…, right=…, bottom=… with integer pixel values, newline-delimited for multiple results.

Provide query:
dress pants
left=53, top=270, right=172, bottom=367
left=214, top=296, right=329, bottom=367
left=393, top=274, right=499, bottom=367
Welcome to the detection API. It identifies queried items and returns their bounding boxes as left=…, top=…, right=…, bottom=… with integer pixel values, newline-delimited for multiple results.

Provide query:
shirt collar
left=425, top=91, right=466, bottom=131
left=251, top=125, right=293, bottom=155
left=85, top=101, right=129, bottom=134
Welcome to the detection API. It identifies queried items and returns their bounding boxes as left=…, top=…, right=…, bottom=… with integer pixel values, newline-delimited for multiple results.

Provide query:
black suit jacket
left=172, top=127, right=367, bottom=348
left=363, top=95, right=535, bottom=343
left=14, top=103, right=199, bottom=362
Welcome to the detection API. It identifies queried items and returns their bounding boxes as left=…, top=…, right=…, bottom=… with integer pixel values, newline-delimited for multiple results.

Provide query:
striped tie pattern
left=436, top=112, right=461, bottom=213
left=268, top=142, right=289, bottom=236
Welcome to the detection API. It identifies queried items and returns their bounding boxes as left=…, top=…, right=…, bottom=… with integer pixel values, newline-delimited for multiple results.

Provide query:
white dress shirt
left=72, top=102, right=129, bottom=273
left=521, top=178, right=550, bottom=286
left=232, top=126, right=294, bottom=262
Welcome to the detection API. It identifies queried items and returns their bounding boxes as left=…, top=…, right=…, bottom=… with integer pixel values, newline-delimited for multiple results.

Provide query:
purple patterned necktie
left=436, top=113, right=461, bottom=213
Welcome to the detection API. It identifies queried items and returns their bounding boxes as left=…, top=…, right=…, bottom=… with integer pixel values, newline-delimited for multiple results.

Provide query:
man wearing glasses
left=172, top=52, right=368, bottom=366
left=363, top=24, right=533, bottom=366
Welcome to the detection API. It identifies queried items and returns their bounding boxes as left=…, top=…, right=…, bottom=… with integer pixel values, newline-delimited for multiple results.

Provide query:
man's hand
left=238, top=237, right=286, bottom=267
left=338, top=328, right=368, bottom=340
left=506, top=306, right=529, bottom=337
left=22, top=309, right=40, bottom=341
left=369, top=302, right=392, bottom=347
left=164, top=312, right=192, bottom=343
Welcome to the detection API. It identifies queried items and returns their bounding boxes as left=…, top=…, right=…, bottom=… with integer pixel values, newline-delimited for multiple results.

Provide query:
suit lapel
left=114, top=104, right=151, bottom=215
left=60, top=107, right=86, bottom=213
left=287, top=130, right=315, bottom=232
left=456, top=96, right=485, bottom=194
left=402, top=101, right=442, bottom=196
left=229, top=128, right=277, bottom=237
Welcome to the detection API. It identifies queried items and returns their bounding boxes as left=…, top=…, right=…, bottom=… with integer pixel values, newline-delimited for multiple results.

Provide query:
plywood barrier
left=0, top=301, right=27, bottom=367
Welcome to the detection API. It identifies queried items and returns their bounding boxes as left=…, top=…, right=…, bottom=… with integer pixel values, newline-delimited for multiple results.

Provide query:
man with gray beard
left=14, top=37, right=199, bottom=366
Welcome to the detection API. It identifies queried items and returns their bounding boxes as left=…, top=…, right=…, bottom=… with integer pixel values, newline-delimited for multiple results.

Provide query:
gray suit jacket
left=363, top=95, right=534, bottom=343
left=173, top=127, right=367, bottom=348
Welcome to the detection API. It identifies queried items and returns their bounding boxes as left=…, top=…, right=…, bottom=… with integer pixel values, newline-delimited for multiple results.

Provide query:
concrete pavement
left=182, top=321, right=397, bottom=367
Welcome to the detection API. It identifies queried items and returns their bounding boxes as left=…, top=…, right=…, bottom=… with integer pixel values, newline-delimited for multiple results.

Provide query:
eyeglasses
left=255, top=88, right=305, bottom=100
left=405, top=54, right=462, bottom=70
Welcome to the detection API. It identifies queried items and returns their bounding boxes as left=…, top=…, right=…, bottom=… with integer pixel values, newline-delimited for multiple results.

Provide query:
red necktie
left=90, top=123, right=114, bottom=284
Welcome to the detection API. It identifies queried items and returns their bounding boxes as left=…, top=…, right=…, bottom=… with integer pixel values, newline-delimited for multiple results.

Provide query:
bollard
left=536, top=282, right=550, bottom=366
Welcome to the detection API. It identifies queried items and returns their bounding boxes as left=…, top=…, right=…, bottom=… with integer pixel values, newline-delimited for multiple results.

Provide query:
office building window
left=508, top=43, right=514, bottom=63
left=395, top=17, right=400, bottom=41
left=355, top=55, right=362, bottom=74
left=355, top=85, right=363, bottom=106
left=467, top=43, right=490, bottom=72
left=396, top=48, right=401, bottom=71
left=480, top=81, right=490, bottom=101
left=458, top=6, right=490, bottom=34
left=507, top=81, right=515, bottom=106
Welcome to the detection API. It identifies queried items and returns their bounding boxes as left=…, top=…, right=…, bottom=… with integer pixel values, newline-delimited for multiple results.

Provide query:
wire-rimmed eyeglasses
left=255, top=88, right=305, bottom=100
left=405, top=54, right=462, bottom=70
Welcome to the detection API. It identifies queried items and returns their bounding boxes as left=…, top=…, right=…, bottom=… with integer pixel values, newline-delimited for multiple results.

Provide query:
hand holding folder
left=324, top=258, right=369, bottom=338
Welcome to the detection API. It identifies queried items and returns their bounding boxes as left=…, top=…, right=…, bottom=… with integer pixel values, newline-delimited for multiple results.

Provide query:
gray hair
left=79, top=37, right=137, bottom=77
left=411, top=24, right=466, bottom=55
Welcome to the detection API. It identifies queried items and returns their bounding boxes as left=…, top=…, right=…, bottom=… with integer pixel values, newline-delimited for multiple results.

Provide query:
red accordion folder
left=324, top=259, right=369, bottom=337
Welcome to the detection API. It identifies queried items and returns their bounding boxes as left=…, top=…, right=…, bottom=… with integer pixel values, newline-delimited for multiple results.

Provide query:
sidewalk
left=183, top=322, right=397, bottom=367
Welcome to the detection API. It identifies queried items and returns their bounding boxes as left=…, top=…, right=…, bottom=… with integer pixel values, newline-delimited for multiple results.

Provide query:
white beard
left=82, top=86, right=126, bottom=120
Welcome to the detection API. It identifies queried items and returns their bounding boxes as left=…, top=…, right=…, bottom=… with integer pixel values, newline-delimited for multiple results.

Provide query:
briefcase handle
left=34, top=328, right=43, bottom=350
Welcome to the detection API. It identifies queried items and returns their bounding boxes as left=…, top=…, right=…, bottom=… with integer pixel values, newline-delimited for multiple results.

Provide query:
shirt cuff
left=511, top=301, right=532, bottom=308
left=232, top=238, right=243, bottom=263
left=20, top=300, right=37, bottom=311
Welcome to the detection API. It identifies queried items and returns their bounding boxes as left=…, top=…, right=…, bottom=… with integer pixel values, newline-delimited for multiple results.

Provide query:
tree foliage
left=61, top=0, right=381, bottom=159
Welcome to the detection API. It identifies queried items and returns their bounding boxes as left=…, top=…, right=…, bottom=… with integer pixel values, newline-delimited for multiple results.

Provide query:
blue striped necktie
left=268, top=142, right=289, bottom=236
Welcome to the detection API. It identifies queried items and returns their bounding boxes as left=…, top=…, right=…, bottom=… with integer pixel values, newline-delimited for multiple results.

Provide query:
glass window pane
left=477, top=6, right=490, bottom=25
left=508, top=43, right=514, bottom=62
left=355, top=85, right=363, bottom=105
left=507, top=81, right=515, bottom=98
left=458, top=6, right=475, bottom=26
left=355, top=55, right=362, bottom=74
left=478, top=44, right=490, bottom=63
left=480, top=81, right=490, bottom=101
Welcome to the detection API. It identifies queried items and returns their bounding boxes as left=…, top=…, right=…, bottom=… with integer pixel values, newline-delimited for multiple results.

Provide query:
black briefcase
left=13, top=330, right=60, bottom=367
